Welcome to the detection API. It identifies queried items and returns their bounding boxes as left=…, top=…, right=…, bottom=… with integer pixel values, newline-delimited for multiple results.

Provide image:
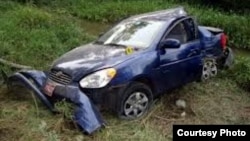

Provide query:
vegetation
left=1, top=77, right=250, bottom=141
left=0, top=1, right=250, bottom=68
left=0, top=1, right=94, bottom=69
left=57, top=0, right=250, bottom=50
left=179, top=0, right=250, bottom=12
left=225, top=57, right=250, bottom=91
left=0, top=0, right=250, bottom=141
left=9, top=0, right=250, bottom=49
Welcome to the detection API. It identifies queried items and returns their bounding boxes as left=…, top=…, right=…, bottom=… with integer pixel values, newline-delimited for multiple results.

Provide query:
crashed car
left=5, top=7, right=233, bottom=133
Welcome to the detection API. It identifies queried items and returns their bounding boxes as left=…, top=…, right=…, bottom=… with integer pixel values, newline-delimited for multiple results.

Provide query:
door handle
left=191, top=49, right=198, bottom=53
left=188, top=49, right=199, bottom=57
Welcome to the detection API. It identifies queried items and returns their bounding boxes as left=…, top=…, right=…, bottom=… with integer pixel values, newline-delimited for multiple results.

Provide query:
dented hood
left=52, top=43, right=132, bottom=81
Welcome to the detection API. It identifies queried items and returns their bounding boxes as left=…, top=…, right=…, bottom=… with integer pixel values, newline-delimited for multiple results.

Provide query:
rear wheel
left=117, top=82, right=153, bottom=120
left=201, top=58, right=218, bottom=81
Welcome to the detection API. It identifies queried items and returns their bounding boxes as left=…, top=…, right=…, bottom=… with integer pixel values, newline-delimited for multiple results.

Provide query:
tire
left=117, top=82, right=153, bottom=120
left=201, top=58, right=218, bottom=81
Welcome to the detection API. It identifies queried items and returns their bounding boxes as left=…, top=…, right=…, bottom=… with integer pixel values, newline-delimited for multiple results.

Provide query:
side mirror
left=159, top=38, right=181, bottom=49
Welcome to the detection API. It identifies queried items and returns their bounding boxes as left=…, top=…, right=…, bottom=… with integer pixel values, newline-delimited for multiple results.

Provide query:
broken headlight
left=79, top=68, right=116, bottom=88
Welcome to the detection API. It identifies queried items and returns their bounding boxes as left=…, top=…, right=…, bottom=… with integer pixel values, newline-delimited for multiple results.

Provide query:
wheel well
left=133, top=77, right=154, bottom=93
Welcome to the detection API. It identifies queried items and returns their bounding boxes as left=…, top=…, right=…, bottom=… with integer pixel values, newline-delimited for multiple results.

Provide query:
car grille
left=49, top=70, right=71, bottom=85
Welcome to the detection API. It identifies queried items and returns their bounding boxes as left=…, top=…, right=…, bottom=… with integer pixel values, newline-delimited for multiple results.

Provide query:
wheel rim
left=210, top=63, right=217, bottom=77
left=124, top=92, right=149, bottom=118
left=202, top=60, right=217, bottom=80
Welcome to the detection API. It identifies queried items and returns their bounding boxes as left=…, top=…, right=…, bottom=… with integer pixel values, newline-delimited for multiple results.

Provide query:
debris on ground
left=175, top=99, right=186, bottom=109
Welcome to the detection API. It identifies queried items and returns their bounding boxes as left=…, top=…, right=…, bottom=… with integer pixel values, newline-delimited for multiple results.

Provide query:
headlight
left=79, top=68, right=117, bottom=88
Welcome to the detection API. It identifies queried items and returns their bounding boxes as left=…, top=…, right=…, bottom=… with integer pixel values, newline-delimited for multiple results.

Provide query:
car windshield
left=96, top=20, right=165, bottom=48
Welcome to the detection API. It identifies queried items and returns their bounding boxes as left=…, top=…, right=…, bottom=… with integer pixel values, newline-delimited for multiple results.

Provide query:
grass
left=1, top=77, right=250, bottom=141
left=0, top=0, right=250, bottom=141
left=224, top=57, right=250, bottom=91
left=0, top=1, right=94, bottom=69
left=0, top=0, right=250, bottom=68
left=36, top=0, right=250, bottom=49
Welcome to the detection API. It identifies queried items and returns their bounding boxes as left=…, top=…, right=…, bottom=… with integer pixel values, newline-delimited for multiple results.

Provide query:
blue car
left=47, top=7, right=233, bottom=119
left=7, top=7, right=233, bottom=124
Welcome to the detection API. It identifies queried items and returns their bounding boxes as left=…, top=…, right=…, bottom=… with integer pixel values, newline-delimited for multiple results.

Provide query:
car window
left=165, top=22, right=188, bottom=44
left=97, top=20, right=165, bottom=48
left=183, top=18, right=199, bottom=41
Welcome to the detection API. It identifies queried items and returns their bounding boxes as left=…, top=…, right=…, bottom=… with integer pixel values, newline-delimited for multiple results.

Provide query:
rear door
left=158, top=18, right=203, bottom=90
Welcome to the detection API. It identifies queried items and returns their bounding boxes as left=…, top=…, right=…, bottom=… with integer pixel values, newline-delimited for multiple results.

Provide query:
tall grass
left=178, top=0, right=250, bottom=12
left=33, top=0, right=250, bottom=49
left=0, top=3, right=94, bottom=69
left=0, top=1, right=250, bottom=141
left=1, top=0, right=250, bottom=70
left=225, top=57, right=250, bottom=91
left=1, top=74, right=250, bottom=140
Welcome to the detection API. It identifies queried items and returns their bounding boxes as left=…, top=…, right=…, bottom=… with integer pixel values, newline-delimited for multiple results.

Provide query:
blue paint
left=8, top=71, right=105, bottom=134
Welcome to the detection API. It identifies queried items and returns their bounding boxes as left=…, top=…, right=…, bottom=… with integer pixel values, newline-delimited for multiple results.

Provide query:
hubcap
left=202, top=60, right=217, bottom=80
left=124, top=92, right=149, bottom=118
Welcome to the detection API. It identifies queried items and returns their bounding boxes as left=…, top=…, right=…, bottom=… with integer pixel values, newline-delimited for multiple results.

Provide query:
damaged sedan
left=4, top=7, right=233, bottom=134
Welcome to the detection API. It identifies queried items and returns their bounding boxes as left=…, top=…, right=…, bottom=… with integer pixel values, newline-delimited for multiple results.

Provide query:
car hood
left=52, top=43, right=133, bottom=81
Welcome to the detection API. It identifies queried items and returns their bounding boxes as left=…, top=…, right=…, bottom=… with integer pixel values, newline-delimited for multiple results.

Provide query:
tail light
left=220, top=33, right=227, bottom=50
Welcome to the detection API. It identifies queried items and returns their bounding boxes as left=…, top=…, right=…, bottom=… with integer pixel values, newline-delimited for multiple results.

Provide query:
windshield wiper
left=94, top=40, right=104, bottom=45
left=95, top=41, right=139, bottom=50
left=103, top=43, right=127, bottom=48
left=94, top=41, right=125, bottom=48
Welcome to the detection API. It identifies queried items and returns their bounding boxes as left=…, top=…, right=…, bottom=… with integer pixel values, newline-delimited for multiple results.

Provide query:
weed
left=54, top=99, right=74, bottom=120
left=225, top=57, right=250, bottom=91
left=0, top=5, right=94, bottom=69
left=0, top=1, right=250, bottom=141
left=27, top=0, right=250, bottom=49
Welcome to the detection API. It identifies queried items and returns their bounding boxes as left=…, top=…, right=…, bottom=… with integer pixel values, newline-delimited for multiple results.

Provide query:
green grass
left=36, top=0, right=250, bottom=49
left=1, top=77, right=250, bottom=141
left=0, top=2, right=94, bottom=69
left=224, top=57, right=250, bottom=91
left=0, top=0, right=250, bottom=141
left=1, top=0, right=250, bottom=68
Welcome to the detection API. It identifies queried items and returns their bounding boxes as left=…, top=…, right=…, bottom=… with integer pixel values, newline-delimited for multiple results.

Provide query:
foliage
left=0, top=1, right=250, bottom=140
left=1, top=76, right=250, bottom=140
left=226, top=57, right=250, bottom=91
left=3, top=0, right=250, bottom=52
left=0, top=4, right=94, bottom=69
left=54, top=99, right=74, bottom=119
left=16, top=0, right=250, bottom=49
left=178, top=0, right=250, bottom=12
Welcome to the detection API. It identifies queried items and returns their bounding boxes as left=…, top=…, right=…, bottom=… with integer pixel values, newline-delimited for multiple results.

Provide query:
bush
left=220, top=0, right=250, bottom=10
left=9, top=0, right=250, bottom=49
left=11, top=0, right=52, bottom=5
left=55, top=0, right=250, bottom=49
left=226, top=57, right=250, bottom=91
left=179, top=0, right=250, bottom=12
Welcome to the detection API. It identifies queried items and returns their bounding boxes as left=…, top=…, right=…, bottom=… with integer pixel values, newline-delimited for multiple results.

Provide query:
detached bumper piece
left=223, top=47, right=234, bottom=68
left=217, top=47, right=234, bottom=69
left=7, top=70, right=105, bottom=134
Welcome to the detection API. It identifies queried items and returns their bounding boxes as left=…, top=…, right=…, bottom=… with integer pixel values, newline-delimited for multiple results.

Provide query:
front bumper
left=82, top=84, right=127, bottom=112
left=7, top=70, right=105, bottom=134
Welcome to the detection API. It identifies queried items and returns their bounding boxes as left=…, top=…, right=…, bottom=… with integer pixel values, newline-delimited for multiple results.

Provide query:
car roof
left=127, top=7, right=187, bottom=22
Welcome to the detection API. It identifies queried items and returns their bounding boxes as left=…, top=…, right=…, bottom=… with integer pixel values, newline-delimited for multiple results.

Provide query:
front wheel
left=117, top=82, right=153, bottom=120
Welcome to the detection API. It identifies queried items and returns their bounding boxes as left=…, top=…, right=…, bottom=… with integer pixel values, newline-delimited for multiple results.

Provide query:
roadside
left=0, top=1, right=250, bottom=141
left=1, top=76, right=250, bottom=141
